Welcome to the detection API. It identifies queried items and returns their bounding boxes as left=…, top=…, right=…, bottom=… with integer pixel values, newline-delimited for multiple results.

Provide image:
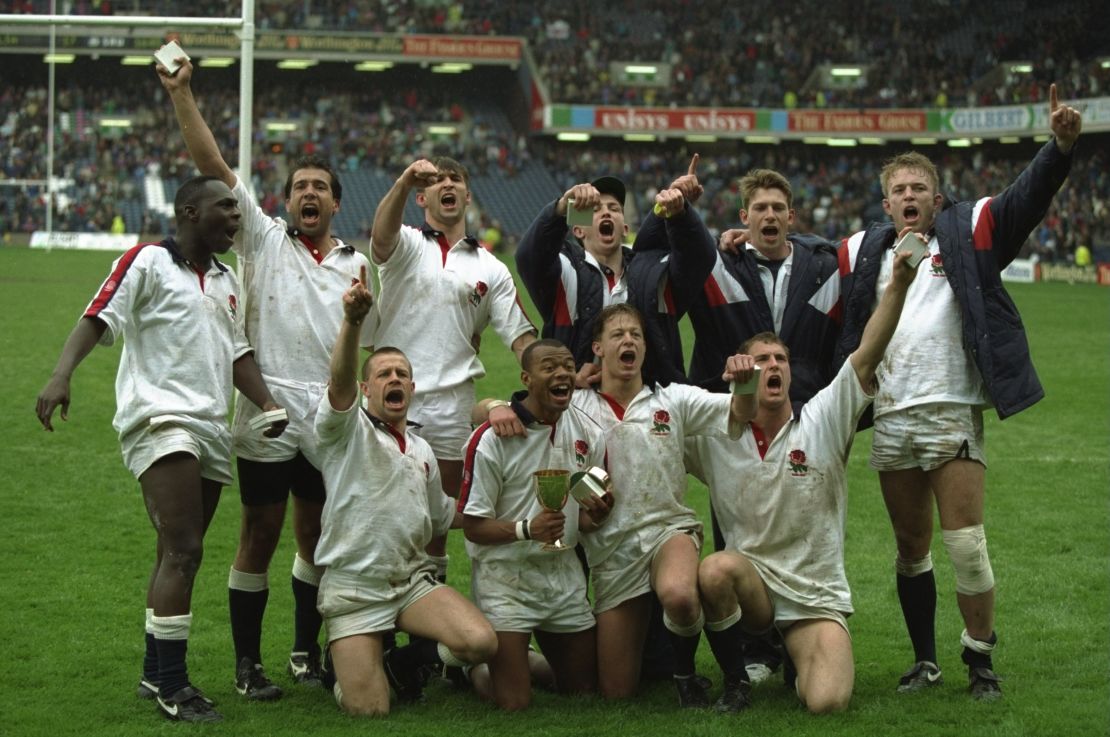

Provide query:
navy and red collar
left=161, top=237, right=229, bottom=272
left=421, top=222, right=480, bottom=249
left=363, top=409, right=422, bottom=452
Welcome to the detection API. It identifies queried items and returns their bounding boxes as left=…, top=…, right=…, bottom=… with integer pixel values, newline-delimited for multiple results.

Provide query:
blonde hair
left=880, top=152, right=939, bottom=197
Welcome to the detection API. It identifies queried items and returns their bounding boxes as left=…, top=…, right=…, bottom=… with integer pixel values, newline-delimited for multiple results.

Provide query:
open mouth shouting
left=760, top=224, right=781, bottom=241
left=383, top=386, right=407, bottom=411
left=301, top=202, right=321, bottom=229
left=765, top=372, right=784, bottom=393
left=901, top=204, right=920, bottom=226
left=440, top=191, right=458, bottom=209
left=222, top=222, right=240, bottom=245
left=619, top=349, right=638, bottom=368
left=549, top=381, right=572, bottom=404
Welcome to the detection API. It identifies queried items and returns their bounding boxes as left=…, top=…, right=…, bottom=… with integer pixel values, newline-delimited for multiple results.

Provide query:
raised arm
left=720, top=352, right=758, bottom=428
left=371, top=159, right=438, bottom=264
left=849, top=240, right=917, bottom=387
left=328, top=266, right=374, bottom=410
left=658, top=192, right=717, bottom=315
left=986, top=83, right=1081, bottom=268
left=515, top=185, right=593, bottom=318
left=157, top=55, right=234, bottom=187
left=35, top=316, right=107, bottom=431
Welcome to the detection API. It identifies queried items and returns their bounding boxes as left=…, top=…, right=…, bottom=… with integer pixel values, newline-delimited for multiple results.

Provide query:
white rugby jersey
left=84, top=239, right=251, bottom=437
left=572, top=383, right=735, bottom=567
left=685, top=360, right=872, bottom=614
left=747, top=241, right=794, bottom=333
left=459, top=397, right=605, bottom=565
left=843, top=221, right=989, bottom=416
left=313, top=396, right=452, bottom=579
left=232, top=176, right=374, bottom=385
left=372, top=224, right=535, bottom=395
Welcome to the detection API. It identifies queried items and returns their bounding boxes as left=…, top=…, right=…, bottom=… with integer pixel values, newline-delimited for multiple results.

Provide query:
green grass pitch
left=1, top=247, right=1106, bottom=736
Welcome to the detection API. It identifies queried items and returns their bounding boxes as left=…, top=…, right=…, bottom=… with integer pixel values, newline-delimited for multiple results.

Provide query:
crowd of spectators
left=0, top=62, right=526, bottom=237
left=1, top=17, right=1106, bottom=261
left=4, top=0, right=1107, bottom=109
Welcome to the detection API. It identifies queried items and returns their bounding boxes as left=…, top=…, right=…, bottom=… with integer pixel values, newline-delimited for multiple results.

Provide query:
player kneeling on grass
left=460, top=339, right=613, bottom=711
left=35, top=176, right=288, bottom=724
left=686, top=245, right=918, bottom=714
left=313, top=268, right=497, bottom=716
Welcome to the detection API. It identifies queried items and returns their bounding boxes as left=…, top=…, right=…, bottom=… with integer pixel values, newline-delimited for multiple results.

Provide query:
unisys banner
left=568, top=107, right=758, bottom=133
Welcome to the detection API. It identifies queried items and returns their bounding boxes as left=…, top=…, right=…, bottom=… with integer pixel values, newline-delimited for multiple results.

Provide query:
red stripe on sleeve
left=553, top=280, right=572, bottom=326
left=837, top=238, right=852, bottom=276
left=973, top=197, right=996, bottom=251
left=457, top=421, right=493, bottom=513
left=703, top=275, right=727, bottom=307
left=513, top=291, right=536, bottom=330
left=84, top=243, right=151, bottom=318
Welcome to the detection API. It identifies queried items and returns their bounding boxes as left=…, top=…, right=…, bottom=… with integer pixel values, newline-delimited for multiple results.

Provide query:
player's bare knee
left=892, top=525, right=931, bottom=560
left=803, top=687, right=851, bottom=715
left=495, top=689, right=532, bottom=712
left=697, top=553, right=736, bottom=597
left=163, top=544, right=204, bottom=580
left=599, top=675, right=637, bottom=700
left=339, top=689, right=389, bottom=717
left=657, top=582, right=700, bottom=623
left=463, top=624, right=499, bottom=664
left=242, top=524, right=282, bottom=558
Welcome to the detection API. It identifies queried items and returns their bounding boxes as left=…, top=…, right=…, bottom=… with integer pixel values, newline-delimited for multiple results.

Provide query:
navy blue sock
left=156, top=638, right=190, bottom=697
left=143, top=632, right=159, bottom=684
left=229, top=587, right=268, bottom=664
left=291, top=575, right=322, bottom=656
left=705, top=624, right=747, bottom=684
left=897, top=570, right=938, bottom=664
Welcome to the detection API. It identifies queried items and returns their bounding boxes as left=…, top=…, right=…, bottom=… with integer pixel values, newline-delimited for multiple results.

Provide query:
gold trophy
left=532, top=469, right=570, bottom=551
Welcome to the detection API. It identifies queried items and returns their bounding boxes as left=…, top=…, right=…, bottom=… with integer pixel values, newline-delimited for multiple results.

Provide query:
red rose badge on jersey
left=574, top=439, right=589, bottom=466
left=227, top=294, right=238, bottom=318
left=789, top=449, right=808, bottom=476
left=651, top=409, right=671, bottom=435
left=929, top=253, right=945, bottom=276
left=468, top=280, right=489, bottom=306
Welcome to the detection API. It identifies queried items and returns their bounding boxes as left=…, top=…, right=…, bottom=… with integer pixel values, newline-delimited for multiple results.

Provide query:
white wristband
left=488, top=399, right=511, bottom=412
left=514, top=519, right=527, bottom=541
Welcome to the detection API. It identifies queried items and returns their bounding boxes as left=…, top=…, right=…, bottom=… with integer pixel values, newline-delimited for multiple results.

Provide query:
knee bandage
left=895, top=552, right=933, bottom=577
left=941, top=525, right=994, bottom=595
left=663, top=610, right=705, bottom=637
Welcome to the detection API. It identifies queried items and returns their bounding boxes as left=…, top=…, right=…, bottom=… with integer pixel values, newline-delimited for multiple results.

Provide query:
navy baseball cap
left=592, top=176, right=626, bottom=205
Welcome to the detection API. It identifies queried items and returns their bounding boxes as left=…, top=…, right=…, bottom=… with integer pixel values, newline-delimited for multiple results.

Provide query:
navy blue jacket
left=517, top=201, right=716, bottom=385
left=515, top=200, right=632, bottom=367
left=836, top=139, right=1073, bottom=419
left=686, top=234, right=842, bottom=401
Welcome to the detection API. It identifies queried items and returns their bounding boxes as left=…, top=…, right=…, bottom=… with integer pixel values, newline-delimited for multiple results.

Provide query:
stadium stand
left=1, top=3, right=1107, bottom=261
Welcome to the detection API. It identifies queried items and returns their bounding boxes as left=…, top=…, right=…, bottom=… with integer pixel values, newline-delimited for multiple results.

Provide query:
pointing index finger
left=688, top=153, right=700, bottom=176
left=1049, top=83, right=1058, bottom=113
left=359, top=264, right=367, bottom=288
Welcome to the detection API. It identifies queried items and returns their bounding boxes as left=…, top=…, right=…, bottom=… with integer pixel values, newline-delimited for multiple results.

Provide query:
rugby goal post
left=0, top=2, right=255, bottom=235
